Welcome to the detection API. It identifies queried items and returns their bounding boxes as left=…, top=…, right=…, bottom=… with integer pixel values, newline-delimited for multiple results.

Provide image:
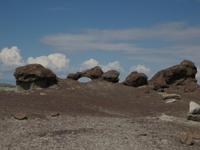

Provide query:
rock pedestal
left=14, top=64, right=57, bottom=90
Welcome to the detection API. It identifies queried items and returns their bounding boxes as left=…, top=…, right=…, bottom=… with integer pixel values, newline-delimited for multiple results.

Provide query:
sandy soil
left=0, top=79, right=200, bottom=150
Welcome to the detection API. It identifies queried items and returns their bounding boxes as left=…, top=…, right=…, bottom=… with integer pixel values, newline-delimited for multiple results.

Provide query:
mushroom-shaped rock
left=123, top=71, right=148, bottom=87
left=67, top=72, right=82, bottom=80
left=149, top=60, right=197, bottom=90
left=102, top=70, right=120, bottom=83
left=14, top=64, right=57, bottom=90
left=81, top=66, right=103, bottom=79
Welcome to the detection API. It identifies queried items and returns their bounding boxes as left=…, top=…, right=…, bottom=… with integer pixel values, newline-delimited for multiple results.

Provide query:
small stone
left=138, top=133, right=147, bottom=136
left=179, top=132, right=194, bottom=146
left=50, top=112, right=60, bottom=117
left=189, top=101, right=200, bottom=114
left=165, top=99, right=177, bottom=104
left=40, top=92, right=47, bottom=96
left=13, top=113, right=28, bottom=120
left=159, top=92, right=181, bottom=100
left=161, top=139, right=168, bottom=145
left=187, top=114, right=200, bottom=122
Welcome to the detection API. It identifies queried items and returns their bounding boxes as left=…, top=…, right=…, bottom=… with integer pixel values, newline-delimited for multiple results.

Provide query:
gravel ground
left=1, top=80, right=200, bottom=150
left=1, top=114, right=200, bottom=150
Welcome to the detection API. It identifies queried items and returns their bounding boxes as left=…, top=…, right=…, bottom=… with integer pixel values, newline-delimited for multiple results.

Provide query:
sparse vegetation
left=0, top=86, right=16, bottom=92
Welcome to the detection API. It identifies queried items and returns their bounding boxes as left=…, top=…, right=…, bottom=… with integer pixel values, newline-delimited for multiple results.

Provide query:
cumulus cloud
left=129, top=64, right=151, bottom=76
left=80, top=58, right=100, bottom=71
left=0, top=46, right=70, bottom=81
left=80, top=58, right=122, bottom=72
left=27, top=53, right=70, bottom=71
left=102, top=61, right=121, bottom=72
left=0, top=46, right=23, bottom=66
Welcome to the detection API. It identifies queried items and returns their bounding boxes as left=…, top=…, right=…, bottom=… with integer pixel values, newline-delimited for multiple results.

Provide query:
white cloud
left=41, top=22, right=200, bottom=52
left=0, top=46, right=23, bottom=66
left=27, top=53, right=70, bottom=71
left=80, top=58, right=100, bottom=71
left=80, top=58, right=122, bottom=72
left=102, top=61, right=121, bottom=72
left=0, top=46, right=71, bottom=81
left=129, top=64, right=151, bottom=76
left=41, top=22, right=200, bottom=66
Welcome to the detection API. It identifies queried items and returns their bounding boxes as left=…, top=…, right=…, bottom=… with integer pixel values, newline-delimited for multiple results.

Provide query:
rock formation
left=81, top=66, right=103, bottom=79
left=67, top=72, right=82, bottom=80
left=149, top=60, right=197, bottom=90
left=67, top=66, right=103, bottom=81
left=102, top=70, right=120, bottom=83
left=14, top=64, right=57, bottom=90
left=123, top=71, right=148, bottom=87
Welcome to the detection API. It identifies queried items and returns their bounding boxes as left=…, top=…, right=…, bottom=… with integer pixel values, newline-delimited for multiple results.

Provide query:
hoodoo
left=14, top=64, right=57, bottom=90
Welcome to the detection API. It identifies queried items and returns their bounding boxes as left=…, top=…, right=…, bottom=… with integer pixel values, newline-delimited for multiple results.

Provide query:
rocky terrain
left=0, top=60, right=200, bottom=150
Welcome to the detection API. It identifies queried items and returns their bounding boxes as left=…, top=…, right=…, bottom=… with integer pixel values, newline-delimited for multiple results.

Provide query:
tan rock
left=13, top=112, right=28, bottom=120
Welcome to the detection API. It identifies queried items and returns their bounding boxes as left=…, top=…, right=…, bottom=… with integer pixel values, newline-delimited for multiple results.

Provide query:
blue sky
left=0, top=0, right=200, bottom=83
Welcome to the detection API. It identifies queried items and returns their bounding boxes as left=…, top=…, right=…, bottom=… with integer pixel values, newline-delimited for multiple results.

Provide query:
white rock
left=158, top=92, right=181, bottom=100
left=189, top=101, right=200, bottom=114
left=165, top=99, right=177, bottom=104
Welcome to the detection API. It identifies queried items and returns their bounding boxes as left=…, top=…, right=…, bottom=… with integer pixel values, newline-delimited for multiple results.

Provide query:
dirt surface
left=0, top=79, right=200, bottom=149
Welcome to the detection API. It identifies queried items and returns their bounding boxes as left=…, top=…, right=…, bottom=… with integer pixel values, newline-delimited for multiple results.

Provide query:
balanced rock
left=149, top=60, right=197, bottom=90
left=14, top=64, right=57, bottom=90
left=81, top=66, right=103, bottom=79
left=123, top=71, right=148, bottom=87
left=102, top=70, right=120, bottom=83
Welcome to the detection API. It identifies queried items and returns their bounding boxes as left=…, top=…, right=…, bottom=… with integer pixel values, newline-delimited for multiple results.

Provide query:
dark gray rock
left=102, top=70, right=120, bottom=83
left=14, top=64, right=57, bottom=90
left=187, top=114, right=200, bottom=122
left=67, top=72, right=82, bottom=80
left=81, top=66, right=103, bottom=80
left=123, top=71, right=148, bottom=87
left=149, top=60, right=197, bottom=90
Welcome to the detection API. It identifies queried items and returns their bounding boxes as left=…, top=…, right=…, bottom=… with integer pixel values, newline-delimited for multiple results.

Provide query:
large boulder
left=149, top=60, right=197, bottom=90
left=14, top=64, right=57, bottom=90
left=123, top=71, right=148, bottom=87
left=81, top=66, right=103, bottom=80
left=102, top=70, right=120, bottom=83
